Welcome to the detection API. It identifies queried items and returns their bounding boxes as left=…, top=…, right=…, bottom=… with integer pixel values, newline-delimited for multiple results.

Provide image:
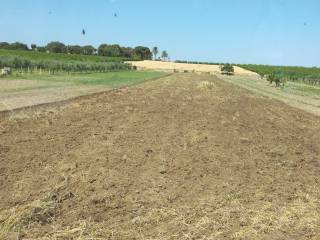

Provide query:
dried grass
left=198, top=81, right=215, bottom=90
left=0, top=197, right=58, bottom=239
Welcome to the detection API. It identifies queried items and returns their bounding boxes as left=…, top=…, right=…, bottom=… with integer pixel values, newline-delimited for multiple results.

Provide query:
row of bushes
left=0, top=41, right=152, bottom=60
left=0, top=49, right=138, bottom=63
left=0, top=56, right=133, bottom=73
left=239, top=64, right=320, bottom=85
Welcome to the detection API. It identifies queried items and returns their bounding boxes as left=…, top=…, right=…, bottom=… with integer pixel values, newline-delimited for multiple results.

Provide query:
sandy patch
left=128, top=60, right=258, bottom=76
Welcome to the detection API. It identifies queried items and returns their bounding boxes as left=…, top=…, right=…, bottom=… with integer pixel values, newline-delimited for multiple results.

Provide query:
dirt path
left=0, top=83, right=109, bottom=111
left=220, top=75, right=320, bottom=117
left=0, top=73, right=320, bottom=239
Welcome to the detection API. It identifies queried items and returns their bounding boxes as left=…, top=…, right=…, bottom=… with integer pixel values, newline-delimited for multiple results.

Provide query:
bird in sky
left=82, top=29, right=86, bottom=35
left=114, top=13, right=118, bottom=17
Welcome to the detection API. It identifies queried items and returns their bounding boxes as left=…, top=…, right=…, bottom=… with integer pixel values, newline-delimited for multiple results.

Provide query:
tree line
left=0, top=55, right=133, bottom=74
left=152, top=47, right=169, bottom=61
left=0, top=41, right=153, bottom=60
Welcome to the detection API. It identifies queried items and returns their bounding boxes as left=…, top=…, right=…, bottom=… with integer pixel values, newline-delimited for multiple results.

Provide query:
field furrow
left=1, top=73, right=320, bottom=240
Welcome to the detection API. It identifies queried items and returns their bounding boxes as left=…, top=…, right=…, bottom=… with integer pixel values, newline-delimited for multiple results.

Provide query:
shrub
left=267, top=73, right=283, bottom=87
left=220, top=63, right=234, bottom=75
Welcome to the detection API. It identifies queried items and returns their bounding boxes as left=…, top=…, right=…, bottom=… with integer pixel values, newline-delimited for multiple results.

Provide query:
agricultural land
left=0, top=50, right=320, bottom=240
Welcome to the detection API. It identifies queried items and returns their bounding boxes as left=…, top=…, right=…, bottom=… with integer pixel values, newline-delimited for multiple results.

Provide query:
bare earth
left=128, top=60, right=258, bottom=76
left=1, top=73, right=320, bottom=239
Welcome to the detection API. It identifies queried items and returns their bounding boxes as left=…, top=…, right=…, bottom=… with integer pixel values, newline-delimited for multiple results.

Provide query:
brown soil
left=0, top=73, right=320, bottom=240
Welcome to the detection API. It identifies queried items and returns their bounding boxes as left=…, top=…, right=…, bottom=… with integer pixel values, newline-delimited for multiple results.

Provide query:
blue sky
left=1, top=0, right=320, bottom=66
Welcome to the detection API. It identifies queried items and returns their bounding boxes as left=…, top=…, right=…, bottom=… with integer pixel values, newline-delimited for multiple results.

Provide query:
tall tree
left=121, top=47, right=134, bottom=58
left=82, top=45, right=96, bottom=55
left=134, top=46, right=152, bottom=60
left=152, top=47, right=158, bottom=60
left=161, top=51, right=168, bottom=61
left=98, top=44, right=122, bottom=57
left=46, top=41, right=67, bottom=53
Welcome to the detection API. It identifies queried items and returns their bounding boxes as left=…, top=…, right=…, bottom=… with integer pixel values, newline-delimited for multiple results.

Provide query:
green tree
left=121, top=47, right=134, bottom=58
left=161, top=51, right=168, bottom=61
left=97, top=44, right=107, bottom=56
left=152, top=47, right=158, bottom=60
left=8, top=42, right=29, bottom=51
left=220, top=63, right=234, bottom=75
left=0, top=42, right=10, bottom=49
left=82, top=45, right=96, bottom=55
left=67, top=45, right=82, bottom=54
left=267, top=73, right=282, bottom=87
left=46, top=41, right=67, bottom=53
left=134, top=46, right=152, bottom=60
left=98, top=44, right=122, bottom=57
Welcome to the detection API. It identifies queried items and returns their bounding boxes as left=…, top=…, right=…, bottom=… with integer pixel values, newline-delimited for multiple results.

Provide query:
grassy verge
left=221, top=75, right=320, bottom=98
left=220, top=75, right=320, bottom=116
left=0, top=71, right=169, bottom=111
left=4, top=71, right=168, bottom=92
left=283, top=81, right=320, bottom=97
